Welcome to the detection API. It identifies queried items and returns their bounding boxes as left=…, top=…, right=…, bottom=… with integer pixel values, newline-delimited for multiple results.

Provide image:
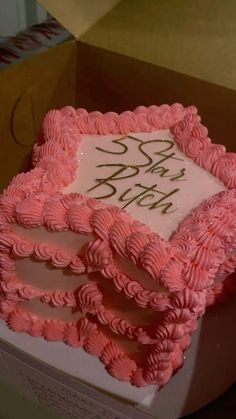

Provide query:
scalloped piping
left=0, top=103, right=235, bottom=387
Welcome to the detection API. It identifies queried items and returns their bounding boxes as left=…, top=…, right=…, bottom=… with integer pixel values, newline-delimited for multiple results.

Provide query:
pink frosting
left=100, top=342, right=124, bottom=365
left=44, top=319, right=65, bottom=341
left=67, top=202, right=93, bottom=234
left=84, top=331, right=109, bottom=356
left=108, top=355, right=137, bottom=382
left=77, top=283, right=103, bottom=314
left=0, top=103, right=235, bottom=387
left=172, top=113, right=236, bottom=188
left=211, top=153, right=236, bottom=188
left=43, top=197, right=69, bottom=230
left=64, top=323, right=83, bottom=348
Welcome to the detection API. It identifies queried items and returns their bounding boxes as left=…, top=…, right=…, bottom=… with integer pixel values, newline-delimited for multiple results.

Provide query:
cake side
left=0, top=104, right=235, bottom=387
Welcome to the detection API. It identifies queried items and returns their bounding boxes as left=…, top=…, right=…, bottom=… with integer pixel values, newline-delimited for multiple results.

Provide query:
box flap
left=39, top=0, right=120, bottom=39
left=80, top=0, right=236, bottom=91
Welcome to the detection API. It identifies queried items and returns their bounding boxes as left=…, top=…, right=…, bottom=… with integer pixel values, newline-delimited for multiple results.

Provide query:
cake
left=0, top=104, right=235, bottom=387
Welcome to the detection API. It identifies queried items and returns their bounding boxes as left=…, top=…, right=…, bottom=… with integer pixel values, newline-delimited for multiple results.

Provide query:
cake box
left=0, top=1, right=236, bottom=419
left=1, top=0, right=236, bottom=192
left=0, top=0, right=120, bottom=191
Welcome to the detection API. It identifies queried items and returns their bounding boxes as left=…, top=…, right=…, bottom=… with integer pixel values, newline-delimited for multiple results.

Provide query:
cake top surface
left=64, top=130, right=225, bottom=239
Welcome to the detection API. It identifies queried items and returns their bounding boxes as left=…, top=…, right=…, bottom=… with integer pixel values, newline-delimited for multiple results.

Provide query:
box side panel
left=0, top=339, right=152, bottom=419
left=39, top=0, right=121, bottom=39
left=80, top=0, right=236, bottom=91
left=0, top=40, right=77, bottom=191
left=76, top=41, right=236, bottom=151
left=0, top=372, right=57, bottom=419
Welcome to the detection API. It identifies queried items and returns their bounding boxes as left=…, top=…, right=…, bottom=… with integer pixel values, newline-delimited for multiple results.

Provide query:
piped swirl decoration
left=0, top=104, right=235, bottom=387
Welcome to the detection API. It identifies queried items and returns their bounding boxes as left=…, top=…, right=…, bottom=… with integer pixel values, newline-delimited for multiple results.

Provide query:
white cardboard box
left=0, top=1, right=235, bottom=418
left=0, top=325, right=151, bottom=419
left=1, top=293, right=236, bottom=419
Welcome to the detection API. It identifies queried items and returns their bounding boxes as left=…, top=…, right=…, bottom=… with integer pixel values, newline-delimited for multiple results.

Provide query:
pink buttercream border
left=0, top=103, right=235, bottom=387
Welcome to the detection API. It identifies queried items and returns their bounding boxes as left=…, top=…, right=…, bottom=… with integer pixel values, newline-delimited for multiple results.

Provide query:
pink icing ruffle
left=0, top=103, right=235, bottom=387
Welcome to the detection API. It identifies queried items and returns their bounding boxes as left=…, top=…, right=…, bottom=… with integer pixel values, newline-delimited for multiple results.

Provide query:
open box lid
left=38, top=1, right=236, bottom=91
left=38, top=0, right=120, bottom=39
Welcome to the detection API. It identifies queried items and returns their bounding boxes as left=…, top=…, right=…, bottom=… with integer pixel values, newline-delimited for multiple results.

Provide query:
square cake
left=0, top=103, right=235, bottom=387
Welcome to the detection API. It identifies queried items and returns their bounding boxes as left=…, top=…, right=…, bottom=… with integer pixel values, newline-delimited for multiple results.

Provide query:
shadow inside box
left=183, top=382, right=236, bottom=419
left=145, top=273, right=236, bottom=419
left=181, top=275, right=236, bottom=418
